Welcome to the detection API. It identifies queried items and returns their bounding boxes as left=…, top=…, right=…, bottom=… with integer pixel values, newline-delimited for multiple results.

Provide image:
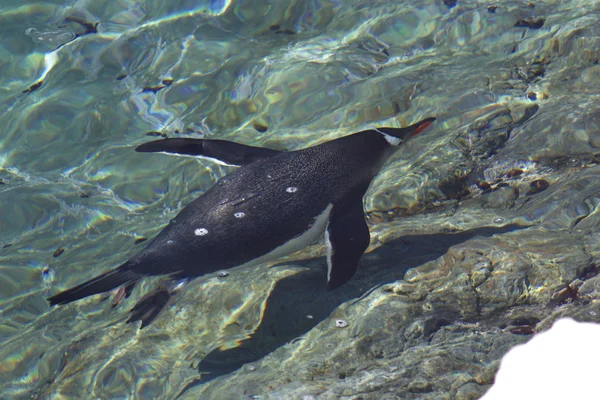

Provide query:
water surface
left=1, top=1, right=600, bottom=399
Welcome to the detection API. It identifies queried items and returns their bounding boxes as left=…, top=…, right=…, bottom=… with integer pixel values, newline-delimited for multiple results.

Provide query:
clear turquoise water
left=1, top=1, right=600, bottom=399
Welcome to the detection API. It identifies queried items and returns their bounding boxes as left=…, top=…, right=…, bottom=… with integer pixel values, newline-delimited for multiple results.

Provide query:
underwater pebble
left=218, top=271, right=229, bottom=278
left=550, top=284, right=580, bottom=305
left=510, top=326, right=535, bottom=335
left=493, top=217, right=505, bottom=224
left=253, top=123, right=268, bottom=133
left=23, top=81, right=42, bottom=94
left=507, top=168, right=524, bottom=178
left=476, top=180, right=492, bottom=191
left=527, top=179, right=550, bottom=195
left=234, top=212, right=246, bottom=219
left=42, top=266, right=55, bottom=284
left=52, top=248, right=64, bottom=258
left=142, top=85, right=165, bottom=94
left=286, top=186, right=298, bottom=193
left=247, top=365, right=257, bottom=372
left=335, top=319, right=349, bottom=328
left=302, top=396, right=317, bottom=400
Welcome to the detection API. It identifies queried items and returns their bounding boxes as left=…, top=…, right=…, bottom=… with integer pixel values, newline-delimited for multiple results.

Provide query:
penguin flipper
left=325, top=187, right=371, bottom=290
left=136, top=138, right=282, bottom=166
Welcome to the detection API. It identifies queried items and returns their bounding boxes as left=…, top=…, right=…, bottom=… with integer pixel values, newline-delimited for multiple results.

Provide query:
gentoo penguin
left=48, top=117, right=435, bottom=323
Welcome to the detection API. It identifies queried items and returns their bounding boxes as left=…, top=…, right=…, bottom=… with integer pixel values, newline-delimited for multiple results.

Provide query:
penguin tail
left=47, top=265, right=142, bottom=306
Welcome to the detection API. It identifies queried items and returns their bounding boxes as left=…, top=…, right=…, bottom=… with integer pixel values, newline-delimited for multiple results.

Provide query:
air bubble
left=286, top=186, right=298, bottom=193
left=194, top=228, right=209, bottom=236
left=335, top=319, right=349, bottom=328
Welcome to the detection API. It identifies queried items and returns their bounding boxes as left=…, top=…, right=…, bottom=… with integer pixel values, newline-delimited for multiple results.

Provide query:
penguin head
left=375, top=117, right=436, bottom=146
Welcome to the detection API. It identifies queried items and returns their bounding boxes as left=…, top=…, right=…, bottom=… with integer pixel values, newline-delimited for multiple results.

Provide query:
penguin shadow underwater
left=182, top=223, right=525, bottom=388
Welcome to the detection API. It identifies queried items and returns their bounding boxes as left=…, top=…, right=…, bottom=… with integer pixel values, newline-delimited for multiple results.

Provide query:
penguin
left=47, top=117, right=435, bottom=324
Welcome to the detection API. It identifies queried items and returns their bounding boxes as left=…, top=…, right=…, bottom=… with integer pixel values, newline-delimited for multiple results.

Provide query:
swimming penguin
left=48, top=117, right=435, bottom=322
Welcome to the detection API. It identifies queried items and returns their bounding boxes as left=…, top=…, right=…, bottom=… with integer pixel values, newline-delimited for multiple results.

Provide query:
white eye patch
left=374, top=128, right=403, bottom=146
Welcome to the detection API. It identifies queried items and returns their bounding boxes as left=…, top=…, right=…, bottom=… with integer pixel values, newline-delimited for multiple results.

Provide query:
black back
left=131, top=130, right=393, bottom=277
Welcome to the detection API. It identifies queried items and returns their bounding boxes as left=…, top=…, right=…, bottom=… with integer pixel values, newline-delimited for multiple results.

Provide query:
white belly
left=237, top=204, right=333, bottom=269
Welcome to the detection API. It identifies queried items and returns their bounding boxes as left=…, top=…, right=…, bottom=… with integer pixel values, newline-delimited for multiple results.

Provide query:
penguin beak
left=375, top=117, right=436, bottom=144
left=408, top=117, right=436, bottom=138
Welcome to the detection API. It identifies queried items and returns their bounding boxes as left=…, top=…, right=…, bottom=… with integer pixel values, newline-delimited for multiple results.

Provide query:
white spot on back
left=194, top=228, right=209, bottom=236
left=286, top=186, right=298, bottom=193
